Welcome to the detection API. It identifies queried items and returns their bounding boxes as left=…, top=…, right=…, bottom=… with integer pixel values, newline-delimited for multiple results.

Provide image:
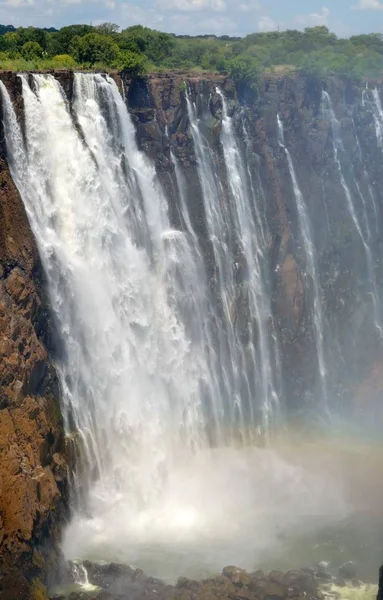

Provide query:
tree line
left=0, top=23, right=383, bottom=85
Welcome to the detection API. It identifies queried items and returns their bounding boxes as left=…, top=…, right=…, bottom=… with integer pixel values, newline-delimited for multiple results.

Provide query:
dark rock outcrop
left=50, top=563, right=322, bottom=600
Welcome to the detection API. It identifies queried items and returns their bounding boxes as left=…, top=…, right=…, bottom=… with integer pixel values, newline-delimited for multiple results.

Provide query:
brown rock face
left=280, top=255, right=304, bottom=333
left=0, top=150, right=68, bottom=597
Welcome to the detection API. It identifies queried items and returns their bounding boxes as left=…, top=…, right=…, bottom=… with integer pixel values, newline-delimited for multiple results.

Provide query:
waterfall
left=364, top=87, right=383, bottom=148
left=185, top=89, right=281, bottom=437
left=184, top=91, right=242, bottom=440
left=2, top=72, right=382, bottom=583
left=372, top=88, right=383, bottom=147
left=0, top=71, right=291, bottom=572
left=322, top=91, right=383, bottom=340
left=216, top=88, right=280, bottom=430
left=277, top=115, right=329, bottom=412
left=1, top=72, right=221, bottom=526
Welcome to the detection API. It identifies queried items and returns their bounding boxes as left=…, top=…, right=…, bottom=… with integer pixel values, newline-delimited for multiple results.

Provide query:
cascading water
left=322, top=91, right=383, bottom=340
left=184, top=90, right=243, bottom=440
left=216, top=88, right=281, bottom=431
left=362, top=86, right=383, bottom=148
left=0, top=72, right=219, bottom=544
left=277, top=115, right=329, bottom=413
left=1, top=72, right=383, bottom=583
left=185, top=88, right=282, bottom=438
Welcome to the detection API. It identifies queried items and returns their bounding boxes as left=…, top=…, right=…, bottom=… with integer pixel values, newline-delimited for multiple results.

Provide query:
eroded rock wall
left=0, top=93, right=69, bottom=598
left=122, top=71, right=383, bottom=421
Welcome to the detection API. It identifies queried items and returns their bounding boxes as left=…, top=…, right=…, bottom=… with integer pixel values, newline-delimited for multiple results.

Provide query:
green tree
left=70, top=33, right=119, bottom=65
left=296, top=54, right=328, bottom=80
left=21, top=41, right=44, bottom=60
left=118, top=26, right=174, bottom=63
left=55, top=24, right=94, bottom=54
left=227, top=55, right=259, bottom=89
left=95, top=22, right=120, bottom=36
left=17, top=27, right=47, bottom=49
left=118, top=50, right=148, bottom=75
left=3, top=32, right=18, bottom=51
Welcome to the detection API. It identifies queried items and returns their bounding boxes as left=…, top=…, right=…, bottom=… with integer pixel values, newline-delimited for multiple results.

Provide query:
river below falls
left=63, top=431, right=383, bottom=584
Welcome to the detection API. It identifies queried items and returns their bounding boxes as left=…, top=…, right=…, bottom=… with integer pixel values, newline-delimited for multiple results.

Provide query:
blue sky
left=0, top=0, right=383, bottom=36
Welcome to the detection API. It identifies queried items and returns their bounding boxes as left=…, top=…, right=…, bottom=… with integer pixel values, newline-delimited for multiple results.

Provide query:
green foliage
left=95, top=22, right=120, bottom=36
left=0, top=21, right=383, bottom=81
left=3, top=31, right=18, bottom=51
left=115, top=50, right=148, bottom=74
left=0, top=24, right=15, bottom=36
left=21, top=41, right=44, bottom=60
left=70, top=33, right=119, bottom=65
left=17, top=26, right=47, bottom=49
left=118, top=25, right=174, bottom=62
left=296, top=54, right=328, bottom=81
left=53, top=24, right=94, bottom=54
left=50, top=54, right=77, bottom=68
left=227, top=55, right=259, bottom=89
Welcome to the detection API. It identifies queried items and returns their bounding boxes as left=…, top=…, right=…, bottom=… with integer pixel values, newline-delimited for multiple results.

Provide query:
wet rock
left=313, top=563, right=333, bottom=581
left=378, top=564, right=383, bottom=600
left=262, top=582, right=286, bottom=598
left=49, top=563, right=325, bottom=600
left=338, top=562, right=356, bottom=580
left=222, top=566, right=252, bottom=587
left=250, top=570, right=265, bottom=580
left=81, top=562, right=135, bottom=589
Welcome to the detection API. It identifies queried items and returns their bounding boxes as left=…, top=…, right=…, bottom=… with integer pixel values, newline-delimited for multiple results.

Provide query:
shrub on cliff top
left=70, top=32, right=119, bottom=65
left=50, top=54, right=77, bottom=69
left=227, top=55, right=259, bottom=89
left=116, top=49, right=148, bottom=75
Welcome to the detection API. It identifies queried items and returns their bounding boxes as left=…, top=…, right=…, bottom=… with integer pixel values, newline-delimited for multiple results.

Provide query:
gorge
left=1, top=69, right=383, bottom=598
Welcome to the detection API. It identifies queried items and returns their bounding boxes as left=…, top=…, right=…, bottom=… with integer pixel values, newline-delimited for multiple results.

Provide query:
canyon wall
left=0, top=73, right=69, bottom=599
left=123, top=71, right=383, bottom=423
left=0, top=69, right=383, bottom=595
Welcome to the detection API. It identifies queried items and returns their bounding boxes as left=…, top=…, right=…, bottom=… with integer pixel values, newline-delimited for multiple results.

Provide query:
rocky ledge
left=50, top=561, right=378, bottom=600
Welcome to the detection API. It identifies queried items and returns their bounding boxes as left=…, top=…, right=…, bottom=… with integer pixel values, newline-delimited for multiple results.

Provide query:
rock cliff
left=123, top=70, right=383, bottom=421
left=0, top=81, right=69, bottom=599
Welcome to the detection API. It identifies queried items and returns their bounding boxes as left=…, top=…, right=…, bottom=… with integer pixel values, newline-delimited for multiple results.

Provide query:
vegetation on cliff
left=1, top=23, right=383, bottom=85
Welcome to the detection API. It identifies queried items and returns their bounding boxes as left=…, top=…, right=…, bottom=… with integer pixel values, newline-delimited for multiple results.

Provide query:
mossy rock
left=30, top=578, right=49, bottom=600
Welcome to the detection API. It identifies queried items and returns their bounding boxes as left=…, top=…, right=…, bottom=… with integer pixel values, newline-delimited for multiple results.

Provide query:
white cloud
left=117, top=3, right=164, bottom=27
left=352, top=0, right=383, bottom=8
left=198, top=15, right=237, bottom=32
left=295, top=6, right=330, bottom=28
left=238, top=0, right=261, bottom=11
left=156, top=0, right=226, bottom=11
left=4, top=0, right=35, bottom=6
left=258, top=15, right=277, bottom=31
